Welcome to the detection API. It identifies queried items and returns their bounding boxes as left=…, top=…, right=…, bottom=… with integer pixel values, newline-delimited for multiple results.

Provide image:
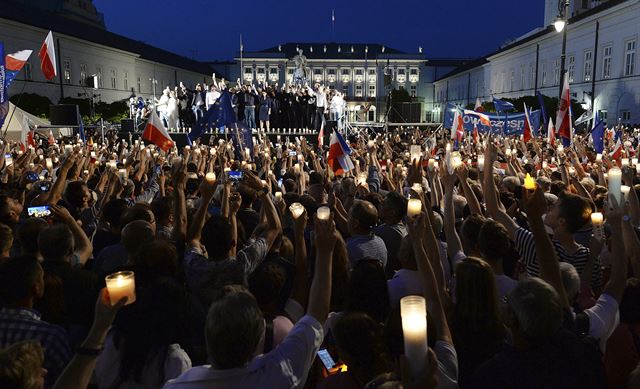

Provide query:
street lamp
left=555, top=0, right=570, bottom=99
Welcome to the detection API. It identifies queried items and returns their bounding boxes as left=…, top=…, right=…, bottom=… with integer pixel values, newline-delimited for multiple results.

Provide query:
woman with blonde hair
left=0, top=341, right=46, bottom=389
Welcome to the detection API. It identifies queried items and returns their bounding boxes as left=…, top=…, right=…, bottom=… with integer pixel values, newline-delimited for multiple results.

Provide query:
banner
left=0, top=42, right=8, bottom=130
left=443, top=103, right=541, bottom=136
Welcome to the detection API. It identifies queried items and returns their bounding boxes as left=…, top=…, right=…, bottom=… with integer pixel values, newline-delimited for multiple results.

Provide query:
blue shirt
left=346, top=233, right=388, bottom=269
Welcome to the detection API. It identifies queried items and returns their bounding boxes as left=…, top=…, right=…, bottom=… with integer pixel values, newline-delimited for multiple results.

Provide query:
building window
left=342, top=84, right=349, bottom=98
left=368, top=109, right=375, bottom=122
left=137, top=77, right=141, bottom=93
left=63, top=59, right=71, bottom=84
left=553, top=58, right=560, bottom=85
left=368, top=68, right=376, bottom=83
left=409, top=68, right=419, bottom=83
left=397, top=68, right=406, bottom=83
left=509, top=70, right=515, bottom=91
left=354, top=68, right=364, bottom=83
left=621, top=109, right=631, bottom=122
left=529, top=63, right=535, bottom=89
left=568, top=55, right=575, bottom=83
left=355, top=84, right=363, bottom=97
left=23, top=62, right=32, bottom=81
left=341, top=68, right=350, bottom=83
left=368, top=84, right=376, bottom=97
left=602, top=46, right=612, bottom=79
left=541, top=63, right=547, bottom=86
left=96, top=66, right=103, bottom=88
left=79, top=63, right=87, bottom=84
left=584, top=50, right=592, bottom=82
left=410, top=84, right=417, bottom=97
left=624, top=39, right=636, bottom=76
left=520, top=64, right=525, bottom=90
left=110, top=69, right=116, bottom=89
left=599, top=110, right=608, bottom=120
left=123, top=71, right=128, bottom=90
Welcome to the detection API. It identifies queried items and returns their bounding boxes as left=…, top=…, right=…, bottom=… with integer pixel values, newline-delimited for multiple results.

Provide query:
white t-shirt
left=434, top=341, right=459, bottom=389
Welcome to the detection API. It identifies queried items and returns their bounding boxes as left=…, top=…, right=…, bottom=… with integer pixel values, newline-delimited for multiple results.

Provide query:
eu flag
left=591, top=112, right=605, bottom=154
left=0, top=42, right=8, bottom=131
left=77, top=110, right=85, bottom=142
left=492, top=97, right=514, bottom=112
left=188, top=90, right=236, bottom=143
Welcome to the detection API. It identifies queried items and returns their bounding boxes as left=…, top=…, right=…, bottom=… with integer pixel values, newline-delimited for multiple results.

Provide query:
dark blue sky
left=94, top=0, right=544, bottom=61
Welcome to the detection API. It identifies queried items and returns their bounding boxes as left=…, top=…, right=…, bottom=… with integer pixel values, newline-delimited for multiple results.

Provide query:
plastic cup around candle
left=105, top=271, right=136, bottom=306
left=289, top=202, right=304, bottom=219
left=205, top=172, right=216, bottom=183
left=317, top=206, right=330, bottom=221
left=400, top=295, right=428, bottom=376
left=407, top=198, right=422, bottom=218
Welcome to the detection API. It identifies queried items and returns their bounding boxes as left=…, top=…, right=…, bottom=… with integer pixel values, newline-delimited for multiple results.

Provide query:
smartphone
left=26, top=172, right=39, bottom=182
left=289, top=151, right=297, bottom=157
left=27, top=205, right=51, bottom=218
left=227, top=170, right=243, bottom=181
left=4, top=153, right=12, bottom=167
left=39, top=181, right=51, bottom=192
left=317, top=348, right=336, bottom=371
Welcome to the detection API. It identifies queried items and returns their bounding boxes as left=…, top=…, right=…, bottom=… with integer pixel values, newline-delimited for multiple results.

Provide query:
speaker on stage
left=121, top=119, right=135, bottom=133
left=49, top=104, right=79, bottom=125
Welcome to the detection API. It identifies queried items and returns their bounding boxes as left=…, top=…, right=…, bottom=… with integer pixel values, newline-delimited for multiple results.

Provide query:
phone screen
left=289, top=151, right=297, bottom=157
left=5, top=153, right=12, bottom=166
left=228, top=171, right=243, bottom=181
left=317, top=349, right=336, bottom=370
left=28, top=206, right=51, bottom=218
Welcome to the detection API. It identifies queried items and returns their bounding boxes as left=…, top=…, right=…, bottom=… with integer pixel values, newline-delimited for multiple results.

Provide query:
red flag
left=555, top=74, right=572, bottom=144
left=143, top=110, right=174, bottom=152
left=38, top=31, right=57, bottom=81
left=523, top=102, right=533, bottom=143
left=451, top=109, right=464, bottom=140
left=318, top=120, right=324, bottom=148
left=472, top=122, right=479, bottom=143
left=474, top=97, right=484, bottom=113
left=48, top=130, right=55, bottom=145
left=611, top=138, right=623, bottom=161
left=548, top=117, right=556, bottom=147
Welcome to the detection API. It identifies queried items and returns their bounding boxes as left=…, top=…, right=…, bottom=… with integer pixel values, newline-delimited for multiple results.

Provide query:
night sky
left=94, top=0, right=544, bottom=61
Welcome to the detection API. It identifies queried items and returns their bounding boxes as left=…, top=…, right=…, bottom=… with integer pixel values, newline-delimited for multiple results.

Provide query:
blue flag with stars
left=591, top=111, right=605, bottom=154
left=188, top=90, right=236, bottom=143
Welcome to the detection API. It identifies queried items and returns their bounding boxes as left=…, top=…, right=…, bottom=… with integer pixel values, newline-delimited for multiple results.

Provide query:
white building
left=433, top=0, right=640, bottom=126
left=0, top=0, right=212, bottom=106
left=235, top=43, right=466, bottom=123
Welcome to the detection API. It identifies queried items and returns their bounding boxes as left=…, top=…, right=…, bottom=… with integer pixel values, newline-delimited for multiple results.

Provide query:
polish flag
left=610, top=138, right=623, bottom=161
left=547, top=117, right=556, bottom=147
left=451, top=109, right=464, bottom=140
left=317, top=120, right=324, bottom=148
left=523, top=102, right=533, bottom=143
left=38, top=31, right=57, bottom=80
left=555, top=74, right=572, bottom=145
left=143, top=110, right=174, bottom=152
left=5, top=50, right=32, bottom=89
left=20, top=116, right=36, bottom=151
left=48, top=130, right=56, bottom=145
left=472, top=122, right=479, bottom=143
left=474, top=97, right=484, bottom=112
left=328, top=130, right=354, bottom=175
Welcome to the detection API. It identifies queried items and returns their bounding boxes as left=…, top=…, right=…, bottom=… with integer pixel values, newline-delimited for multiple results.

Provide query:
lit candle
left=450, top=152, right=462, bottom=169
left=45, top=158, right=53, bottom=170
left=523, top=173, right=536, bottom=190
left=477, top=155, right=485, bottom=172
left=294, top=163, right=301, bottom=174
left=64, top=145, right=73, bottom=156
left=274, top=191, right=283, bottom=202
left=434, top=161, right=439, bottom=169
left=542, top=161, right=548, bottom=169
left=367, top=140, right=375, bottom=149
left=105, top=271, right=136, bottom=306
left=445, top=143, right=451, bottom=153
left=622, top=185, right=631, bottom=198
left=357, top=172, right=367, bottom=186
left=596, top=153, right=602, bottom=162
left=90, top=151, right=96, bottom=158
left=557, top=144, right=564, bottom=154
left=608, top=167, right=622, bottom=205
left=568, top=166, right=576, bottom=176
left=622, top=158, right=630, bottom=167
left=118, top=168, right=127, bottom=181
left=633, top=158, right=638, bottom=166
left=245, top=148, right=251, bottom=160
left=407, top=198, right=422, bottom=218
left=591, top=212, right=604, bottom=241
left=205, top=172, right=216, bottom=183
left=83, top=169, right=89, bottom=176
left=400, top=295, right=428, bottom=376
left=410, top=145, right=421, bottom=162
left=505, top=148, right=512, bottom=157
left=411, top=183, right=422, bottom=193
left=317, top=206, right=330, bottom=220
left=428, top=158, right=435, bottom=171
left=289, top=202, right=304, bottom=219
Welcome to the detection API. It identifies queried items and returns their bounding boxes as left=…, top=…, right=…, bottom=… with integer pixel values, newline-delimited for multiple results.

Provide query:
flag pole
left=2, top=81, right=28, bottom=140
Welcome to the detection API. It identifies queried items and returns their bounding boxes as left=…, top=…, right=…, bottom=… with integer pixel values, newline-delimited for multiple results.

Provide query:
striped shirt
left=515, top=227, right=602, bottom=289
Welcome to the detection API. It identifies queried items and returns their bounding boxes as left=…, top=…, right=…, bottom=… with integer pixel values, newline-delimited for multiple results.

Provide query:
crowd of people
left=0, top=120, right=638, bottom=389
left=130, top=76, right=348, bottom=134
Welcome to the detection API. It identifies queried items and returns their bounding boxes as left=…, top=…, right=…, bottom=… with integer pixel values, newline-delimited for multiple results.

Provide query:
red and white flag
left=38, top=31, right=57, bottom=80
left=317, top=121, right=324, bottom=148
left=472, top=122, right=479, bottom=143
left=48, top=130, right=56, bottom=145
left=555, top=74, right=572, bottom=144
left=143, top=110, right=174, bottom=152
left=451, top=109, right=464, bottom=140
left=474, top=97, right=484, bottom=112
left=523, top=102, right=533, bottom=143
left=20, top=116, right=36, bottom=151
left=547, top=117, right=556, bottom=147
left=611, top=138, right=623, bottom=161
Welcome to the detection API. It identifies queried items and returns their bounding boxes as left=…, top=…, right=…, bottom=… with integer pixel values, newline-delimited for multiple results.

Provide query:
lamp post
left=555, top=0, right=570, bottom=100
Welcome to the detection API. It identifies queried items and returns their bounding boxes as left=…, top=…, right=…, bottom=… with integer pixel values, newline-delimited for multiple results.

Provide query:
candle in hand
left=400, top=295, right=428, bottom=375
left=205, top=172, right=216, bottom=183
left=411, top=183, right=422, bottom=193
left=317, top=206, right=330, bottom=220
left=274, top=191, right=283, bottom=202
left=289, top=202, right=304, bottom=219
left=622, top=158, right=630, bottom=168
left=591, top=212, right=604, bottom=241
left=477, top=155, right=485, bottom=172
left=622, top=185, right=631, bottom=198
left=596, top=153, right=603, bottom=162
left=407, top=198, right=422, bottom=218
left=105, top=271, right=136, bottom=306
left=524, top=173, right=536, bottom=190
left=608, top=167, right=622, bottom=205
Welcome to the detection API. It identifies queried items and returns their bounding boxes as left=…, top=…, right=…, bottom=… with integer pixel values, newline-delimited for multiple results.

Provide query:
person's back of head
left=558, top=262, right=580, bottom=303
left=0, top=256, right=42, bottom=307
left=0, top=223, right=13, bottom=257
left=348, top=200, right=378, bottom=235
left=63, top=181, right=89, bottom=209
left=556, top=191, right=592, bottom=233
left=381, top=192, right=407, bottom=225
left=0, top=195, right=21, bottom=228
left=38, top=224, right=74, bottom=262
left=506, top=278, right=563, bottom=344
left=309, top=171, right=324, bottom=186
left=334, top=312, right=388, bottom=384
left=460, top=214, right=487, bottom=255
left=0, top=340, right=44, bottom=389
left=16, top=219, right=47, bottom=258
left=121, top=203, right=155, bottom=234
left=150, top=196, right=173, bottom=227
left=102, top=199, right=128, bottom=233
left=121, top=221, right=155, bottom=259
left=205, top=286, right=264, bottom=369
left=347, top=259, right=390, bottom=323
left=453, top=257, right=503, bottom=338
left=133, top=239, right=179, bottom=278
left=201, top=215, right=233, bottom=260
left=477, top=219, right=511, bottom=264
left=248, top=261, right=286, bottom=316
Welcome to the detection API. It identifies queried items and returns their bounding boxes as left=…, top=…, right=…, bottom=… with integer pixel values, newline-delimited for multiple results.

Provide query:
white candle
left=357, top=172, right=367, bottom=186
left=622, top=185, right=631, bottom=198
left=410, top=145, right=421, bottom=162
left=407, top=198, right=422, bottom=218
left=505, top=148, right=512, bottom=157
left=289, top=202, right=304, bottom=219
left=608, top=167, right=622, bottom=205
left=542, top=161, right=548, bottom=169
left=367, top=140, right=375, bottom=149
left=632, top=158, right=638, bottom=166
left=428, top=158, right=435, bottom=171
left=591, top=212, right=604, bottom=241
left=317, top=206, right=330, bottom=220
left=450, top=152, right=463, bottom=169
left=274, top=191, right=283, bottom=202
left=596, top=153, right=602, bottom=162
left=477, top=155, right=485, bottom=172
left=411, top=183, right=423, bottom=193
left=118, top=168, right=127, bottom=181
left=45, top=158, right=53, bottom=170
left=205, top=172, right=216, bottom=183
left=105, top=271, right=136, bottom=306
left=400, top=295, right=428, bottom=376
left=622, top=158, right=630, bottom=167
left=294, top=163, right=301, bottom=174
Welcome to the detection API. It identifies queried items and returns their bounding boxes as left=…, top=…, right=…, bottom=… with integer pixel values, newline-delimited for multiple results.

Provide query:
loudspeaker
left=121, top=119, right=135, bottom=132
left=49, top=104, right=79, bottom=125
